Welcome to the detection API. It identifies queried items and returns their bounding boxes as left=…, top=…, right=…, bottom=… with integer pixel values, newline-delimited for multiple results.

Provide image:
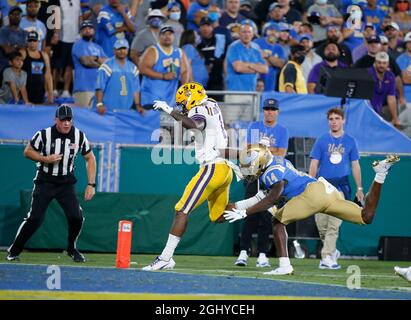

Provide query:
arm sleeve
left=387, top=75, right=396, bottom=96
left=95, top=65, right=109, bottom=91
left=30, top=131, right=43, bottom=151
left=283, top=64, right=297, bottom=87
left=81, top=133, right=92, bottom=155
left=97, top=11, right=116, bottom=36
left=132, top=64, right=140, bottom=93
left=261, top=165, right=285, bottom=189
left=309, top=138, right=322, bottom=160
left=276, top=127, right=289, bottom=149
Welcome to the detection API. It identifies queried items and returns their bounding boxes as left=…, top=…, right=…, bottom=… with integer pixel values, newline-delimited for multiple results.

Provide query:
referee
left=6, top=104, right=96, bottom=263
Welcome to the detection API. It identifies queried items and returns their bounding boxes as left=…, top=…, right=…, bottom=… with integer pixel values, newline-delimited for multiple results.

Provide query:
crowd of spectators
left=0, top=0, right=410, bottom=130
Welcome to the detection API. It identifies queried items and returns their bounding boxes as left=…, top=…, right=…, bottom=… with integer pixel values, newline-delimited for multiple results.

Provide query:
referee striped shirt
left=30, top=125, right=91, bottom=177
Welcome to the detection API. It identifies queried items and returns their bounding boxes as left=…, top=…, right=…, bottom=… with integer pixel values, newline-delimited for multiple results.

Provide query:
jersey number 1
left=120, top=76, right=127, bottom=96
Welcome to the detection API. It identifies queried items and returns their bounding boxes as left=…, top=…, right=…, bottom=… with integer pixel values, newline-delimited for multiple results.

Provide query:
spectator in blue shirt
left=187, top=0, right=212, bottom=31
left=0, top=6, right=27, bottom=72
left=396, top=32, right=411, bottom=103
left=235, top=98, right=289, bottom=269
left=19, top=0, right=47, bottom=51
left=362, top=0, right=386, bottom=33
left=180, top=29, right=209, bottom=87
left=95, top=38, right=143, bottom=115
left=72, top=20, right=107, bottom=108
left=139, top=25, right=189, bottom=108
left=226, top=24, right=268, bottom=91
left=253, top=22, right=286, bottom=91
left=309, top=107, right=363, bottom=270
left=96, top=0, right=136, bottom=57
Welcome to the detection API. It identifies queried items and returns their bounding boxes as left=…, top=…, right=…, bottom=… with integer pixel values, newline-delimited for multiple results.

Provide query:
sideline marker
left=116, top=220, right=133, bottom=268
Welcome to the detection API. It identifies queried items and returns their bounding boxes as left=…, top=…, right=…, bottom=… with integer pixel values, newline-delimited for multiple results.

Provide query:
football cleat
left=142, top=256, right=176, bottom=271
left=394, top=266, right=411, bottom=283
left=5, top=254, right=19, bottom=261
left=67, top=249, right=85, bottom=263
left=256, top=257, right=270, bottom=268
left=263, top=265, right=294, bottom=275
left=372, top=154, right=400, bottom=174
left=319, top=255, right=341, bottom=270
left=234, top=250, right=248, bottom=267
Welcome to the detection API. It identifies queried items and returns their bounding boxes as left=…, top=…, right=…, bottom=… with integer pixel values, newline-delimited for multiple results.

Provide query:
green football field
left=0, top=251, right=410, bottom=299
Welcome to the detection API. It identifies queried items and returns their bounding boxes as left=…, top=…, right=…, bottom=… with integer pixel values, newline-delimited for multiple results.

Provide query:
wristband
left=96, top=102, right=103, bottom=107
left=357, top=187, right=363, bottom=191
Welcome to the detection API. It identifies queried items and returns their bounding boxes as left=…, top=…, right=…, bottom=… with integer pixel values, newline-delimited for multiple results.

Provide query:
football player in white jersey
left=143, top=82, right=237, bottom=271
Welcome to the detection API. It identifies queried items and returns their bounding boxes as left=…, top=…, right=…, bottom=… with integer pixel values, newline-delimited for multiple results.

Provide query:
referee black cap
left=56, top=104, right=73, bottom=120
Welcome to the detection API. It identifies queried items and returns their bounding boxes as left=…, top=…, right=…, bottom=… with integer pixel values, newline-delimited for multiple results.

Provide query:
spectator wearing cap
left=72, top=20, right=107, bottom=108
left=368, top=51, right=400, bottom=127
left=278, top=44, right=307, bottom=94
left=20, top=30, right=53, bottom=104
left=6, top=104, right=96, bottom=264
left=19, top=0, right=47, bottom=51
left=180, top=29, right=209, bottom=87
left=166, top=2, right=184, bottom=47
left=0, top=6, right=27, bottom=72
left=95, top=38, right=143, bottom=115
left=277, top=22, right=292, bottom=59
left=96, top=0, right=136, bottom=57
left=362, top=0, right=387, bottom=33
left=379, top=35, right=389, bottom=53
left=351, top=23, right=376, bottom=63
left=305, top=0, right=343, bottom=45
left=396, top=32, right=411, bottom=103
left=300, top=33, right=323, bottom=82
left=253, top=22, right=286, bottom=91
left=235, top=97, right=289, bottom=269
left=129, top=9, right=166, bottom=67
left=308, top=41, right=346, bottom=94
left=354, top=34, right=406, bottom=106
left=266, top=3, right=286, bottom=25
left=391, top=0, right=411, bottom=34
left=187, top=0, right=212, bottom=31
left=139, top=25, right=189, bottom=108
left=239, top=0, right=256, bottom=20
left=197, top=17, right=229, bottom=91
left=265, top=0, right=301, bottom=24
left=0, top=51, right=29, bottom=104
left=219, top=0, right=246, bottom=40
left=316, top=25, right=352, bottom=65
left=383, top=21, right=403, bottom=61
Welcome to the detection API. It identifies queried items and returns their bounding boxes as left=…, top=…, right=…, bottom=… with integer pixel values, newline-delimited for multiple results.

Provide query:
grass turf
left=1, top=251, right=409, bottom=292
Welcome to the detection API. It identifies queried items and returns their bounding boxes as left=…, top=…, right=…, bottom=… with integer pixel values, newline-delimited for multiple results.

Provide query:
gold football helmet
left=239, top=144, right=273, bottom=182
left=175, top=82, right=207, bottom=114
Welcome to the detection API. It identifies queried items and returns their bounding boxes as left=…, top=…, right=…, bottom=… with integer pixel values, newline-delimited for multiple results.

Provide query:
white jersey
left=187, top=99, right=228, bottom=164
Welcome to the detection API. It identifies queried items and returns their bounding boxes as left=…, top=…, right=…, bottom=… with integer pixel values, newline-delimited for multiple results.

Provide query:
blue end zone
left=1, top=264, right=410, bottom=299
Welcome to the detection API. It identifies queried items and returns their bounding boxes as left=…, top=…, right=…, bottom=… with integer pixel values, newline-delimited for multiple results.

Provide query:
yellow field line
left=0, top=290, right=346, bottom=300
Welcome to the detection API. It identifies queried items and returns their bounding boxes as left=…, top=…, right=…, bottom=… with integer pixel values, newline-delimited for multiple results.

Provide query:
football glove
left=153, top=100, right=173, bottom=114
left=223, top=208, right=247, bottom=223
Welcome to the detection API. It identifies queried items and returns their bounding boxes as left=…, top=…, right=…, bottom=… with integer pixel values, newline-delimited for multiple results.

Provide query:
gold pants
left=274, top=181, right=365, bottom=225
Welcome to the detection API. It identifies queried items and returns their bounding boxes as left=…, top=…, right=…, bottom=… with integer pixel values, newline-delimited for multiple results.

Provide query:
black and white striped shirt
left=30, top=125, right=91, bottom=178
